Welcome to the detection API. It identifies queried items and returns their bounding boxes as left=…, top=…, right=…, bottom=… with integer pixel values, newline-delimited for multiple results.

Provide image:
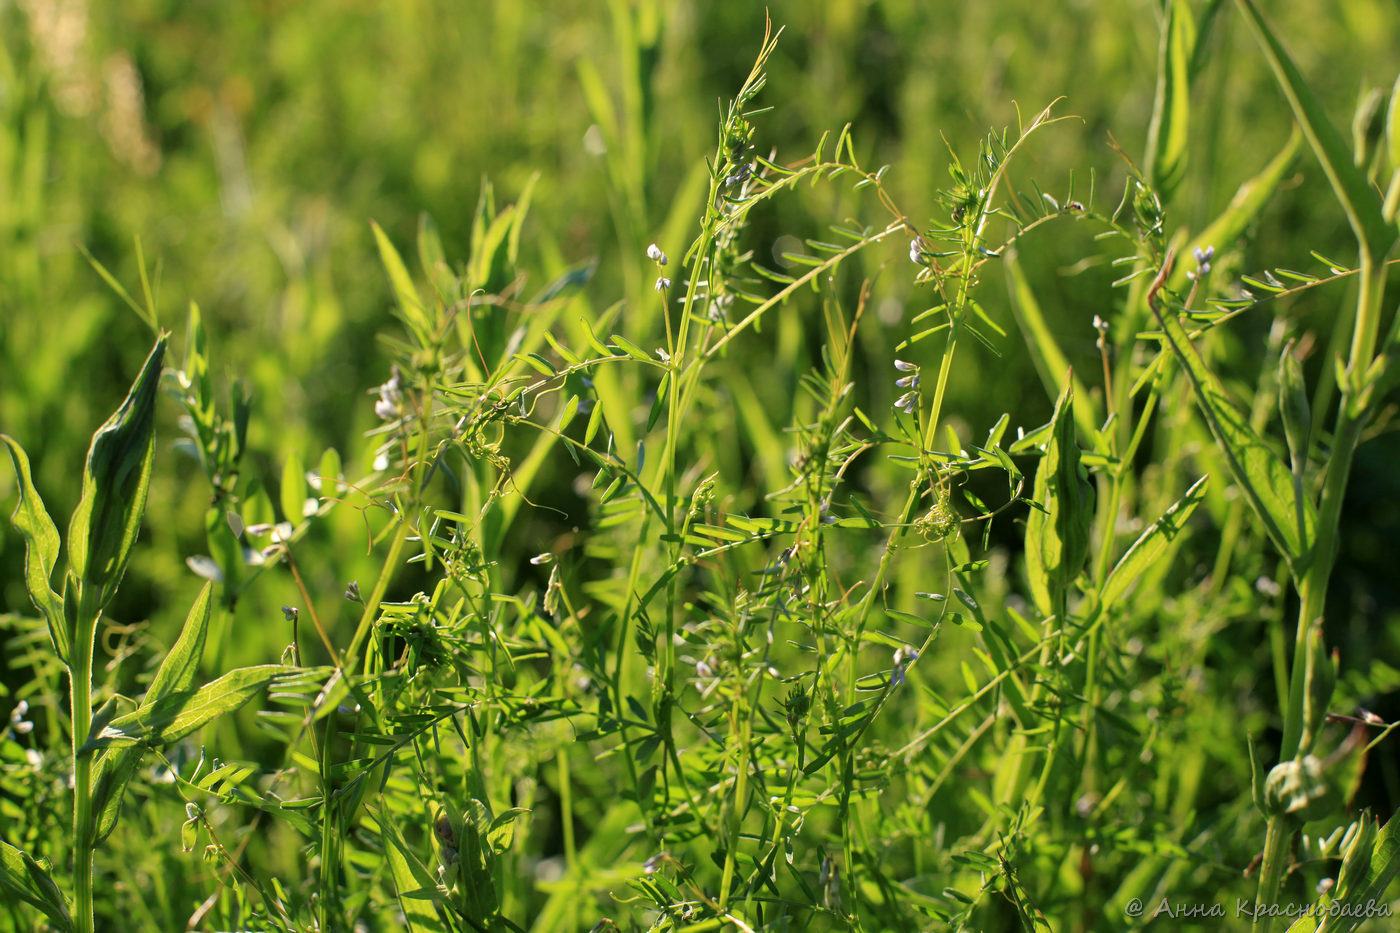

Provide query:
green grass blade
left=1100, top=475, right=1208, bottom=608
left=1170, top=128, right=1302, bottom=290
left=1152, top=297, right=1314, bottom=570
left=1235, top=0, right=1396, bottom=256
left=1004, top=251, right=1096, bottom=438
left=1146, top=0, right=1195, bottom=206
left=1, top=434, right=67, bottom=661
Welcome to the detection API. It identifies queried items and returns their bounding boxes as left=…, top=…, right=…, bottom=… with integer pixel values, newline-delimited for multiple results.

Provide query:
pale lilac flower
left=891, top=645, right=919, bottom=687
left=646, top=243, right=668, bottom=265
left=1186, top=244, right=1215, bottom=281
left=894, top=359, right=920, bottom=413
left=654, top=276, right=671, bottom=291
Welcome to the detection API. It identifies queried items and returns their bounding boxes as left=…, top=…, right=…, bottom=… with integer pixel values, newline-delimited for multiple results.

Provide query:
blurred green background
left=3, top=0, right=1400, bottom=734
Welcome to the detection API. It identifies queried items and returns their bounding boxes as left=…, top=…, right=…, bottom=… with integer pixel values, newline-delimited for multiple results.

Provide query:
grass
left=5, top=1, right=1400, bottom=930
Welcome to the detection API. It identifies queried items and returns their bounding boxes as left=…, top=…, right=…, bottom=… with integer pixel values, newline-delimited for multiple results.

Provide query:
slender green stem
left=70, top=633, right=94, bottom=933
left=1252, top=815, right=1293, bottom=931
left=1260, top=250, right=1386, bottom=922
left=344, top=516, right=409, bottom=674
left=718, top=692, right=751, bottom=910
left=1278, top=252, right=1383, bottom=760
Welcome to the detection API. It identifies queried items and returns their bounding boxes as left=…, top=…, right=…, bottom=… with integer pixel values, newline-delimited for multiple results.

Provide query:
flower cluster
left=647, top=243, right=671, bottom=291
left=1186, top=244, right=1214, bottom=280
left=375, top=364, right=404, bottom=421
left=893, top=359, right=920, bottom=413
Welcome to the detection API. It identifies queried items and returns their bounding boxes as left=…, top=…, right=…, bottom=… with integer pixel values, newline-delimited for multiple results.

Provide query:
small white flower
left=893, top=359, right=916, bottom=372
left=895, top=391, right=918, bottom=414
left=1188, top=244, right=1214, bottom=280
left=891, top=645, right=919, bottom=686
left=654, top=276, right=671, bottom=291
left=530, top=552, right=554, bottom=565
left=655, top=348, right=671, bottom=363
left=909, top=236, right=926, bottom=265
left=375, top=365, right=405, bottom=420
left=646, top=243, right=668, bottom=265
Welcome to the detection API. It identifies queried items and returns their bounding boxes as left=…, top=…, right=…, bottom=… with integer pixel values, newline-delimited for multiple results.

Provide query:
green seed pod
left=67, top=336, right=168, bottom=613
left=1277, top=343, right=1311, bottom=474
left=1337, top=812, right=1377, bottom=894
left=1024, top=378, right=1094, bottom=615
left=1352, top=85, right=1387, bottom=173
left=1387, top=72, right=1400, bottom=179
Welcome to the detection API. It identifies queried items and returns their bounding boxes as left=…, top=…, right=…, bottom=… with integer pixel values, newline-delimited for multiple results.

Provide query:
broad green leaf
left=1004, top=251, right=1096, bottom=438
left=376, top=807, right=447, bottom=932
left=67, top=335, right=167, bottom=613
left=280, top=450, right=307, bottom=524
left=90, top=749, right=143, bottom=844
left=372, top=220, right=433, bottom=344
left=90, top=664, right=299, bottom=749
left=1, top=435, right=67, bottom=661
left=1235, top=0, right=1396, bottom=256
left=609, top=334, right=652, bottom=361
left=1100, top=475, right=1208, bottom=608
left=1170, top=129, right=1301, bottom=291
left=1023, top=378, right=1094, bottom=616
left=1146, top=0, right=1195, bottom=206
left=1152, top=300, right=1314, bottom=570
left=316, top=447, right=343, bottom=497
left=0, top=840, right=72, bottom=932
left=147, top=581, right=215, bottom=702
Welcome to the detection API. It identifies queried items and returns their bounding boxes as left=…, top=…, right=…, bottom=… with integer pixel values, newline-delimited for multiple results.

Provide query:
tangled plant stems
left=5, top=4, right=1400, bottom=931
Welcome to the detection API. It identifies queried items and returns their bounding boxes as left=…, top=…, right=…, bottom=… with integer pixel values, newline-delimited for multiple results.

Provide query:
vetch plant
left=5, top=4, right=1400, bottom=931
left=2, top=335, right=321, bottom=933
